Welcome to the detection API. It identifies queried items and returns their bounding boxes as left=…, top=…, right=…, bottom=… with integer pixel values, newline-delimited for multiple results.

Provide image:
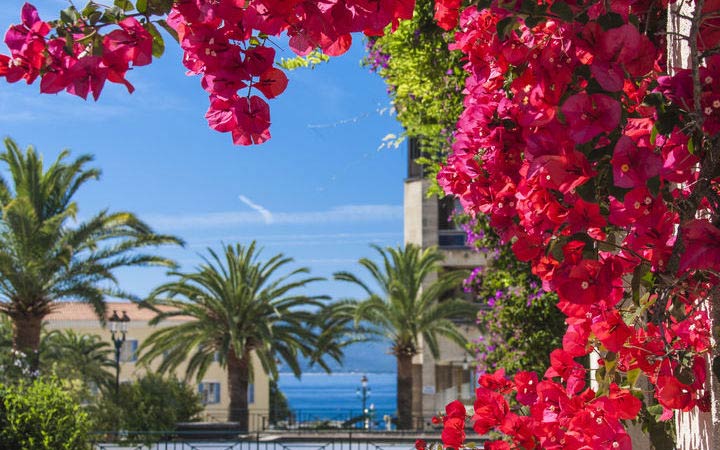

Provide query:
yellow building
left=44, top=302, right=269, bottom=430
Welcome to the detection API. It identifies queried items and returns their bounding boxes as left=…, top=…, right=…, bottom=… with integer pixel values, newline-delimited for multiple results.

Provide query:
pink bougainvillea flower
left=513, top=371, right=538, bottom=406
left=473, top=387, right=508, bottom=435
left=563, top=319, right=591, bottom=357
left=232, top=95, right=271, bottom=145
left=656, top=375, right=693, bottom=410
left=561, top=93, right=621, bottom=144
left=434, top=0, right=461, bottom=31
left=611, top=136, right=662, bottom=188
left=253, top=67, right=289, bottom=99
left=679, top=219, right=720, bottom=273
left=103, top=17, right=153, bottom=67
left=205, top=95, right=239, bottom=133
left=565, top=198, right=606, bottom=236
left=442, top=400, right=467, bottom=449
left=511, top=233, right=544, bottom=262
left=591, top=310, right=632, bottom=353
left=478, top=369, right=513, bottom=394
left=65, top=56, right=107, bottom=100
left=244, top=45, right=275, bottom=77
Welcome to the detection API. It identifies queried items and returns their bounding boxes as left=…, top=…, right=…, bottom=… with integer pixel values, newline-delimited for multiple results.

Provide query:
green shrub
left=0, top=377, right=90, bottom=450
left=91, top=373, right=203, bottom=434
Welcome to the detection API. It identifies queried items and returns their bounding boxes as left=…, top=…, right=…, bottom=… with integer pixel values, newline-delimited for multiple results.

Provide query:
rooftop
left=45, top=301, right=190, bottom=322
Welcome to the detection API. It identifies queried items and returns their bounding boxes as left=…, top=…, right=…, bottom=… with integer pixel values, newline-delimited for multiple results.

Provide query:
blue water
left=278, top=372, right=397, bottom=417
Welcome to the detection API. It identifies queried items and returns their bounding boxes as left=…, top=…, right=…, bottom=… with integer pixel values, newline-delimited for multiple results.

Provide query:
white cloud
left=238, top=195, right=273, bottom=224
left=185, top=231, right=402, bottom=249
left=145, top=204, right=403, bottom=231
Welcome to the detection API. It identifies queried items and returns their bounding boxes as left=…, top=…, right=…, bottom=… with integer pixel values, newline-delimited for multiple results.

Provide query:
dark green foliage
left=269, top=378, right=291, bottom=424
left=333, top=244, right=476, bottom=359
left=0, top=377, right=90, bottom=450
left=0, top=138, right=181, bottom=362
left=364, top=0, right=467, bottom=194
left=41, top=329, right=116, bottom=394
left=458, top=215, right=565, bottom=375
left=90, top=373, right=203, bottom=433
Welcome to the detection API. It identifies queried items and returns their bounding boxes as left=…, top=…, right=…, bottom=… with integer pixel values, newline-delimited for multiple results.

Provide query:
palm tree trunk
left=397, top=353, right=414, bottom=430
left=11, top=313, right=43, bottom=370
left=227, top=348, right=250, bottom=432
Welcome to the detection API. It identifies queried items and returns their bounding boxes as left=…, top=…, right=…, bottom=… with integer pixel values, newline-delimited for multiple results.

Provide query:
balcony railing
left=437, top=230, right=467, bottom=248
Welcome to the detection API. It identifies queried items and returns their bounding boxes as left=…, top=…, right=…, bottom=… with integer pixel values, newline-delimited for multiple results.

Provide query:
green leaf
left=688, top=137, right=695, bottom=154
left=646, top=176, right=661, bottom=196
left=136, top=0, right=148, bottom=14
left=650, top=124, right=658, bottom=146
left=655, top=111, right=679, bottom=135
left=156, top=20, right=179, bottom=43
left=496, top=17, right=516, bottom=41
left=146, top=22, right=164, bottom=58
left=643, top=92, right=665, bottom=108
left=82, top=1, right=99, bottom=17
left=102, top=6, right=124, bottom=22
left=631, top=262, right=649, bottom=305
left=114, top=0, right=134, bottom=11
left=647, top=404, right=664, bottom=421
left=60, top=7, right=79, bottom=24
left=524, top=15, right=541, bottom=29
left=550, top=2, right=574, bottom=22
left=147, top=0, right=174, bottom=15
left=597, top=12, right=624, bottom=30
left=626, top=368, right=642, bottom=387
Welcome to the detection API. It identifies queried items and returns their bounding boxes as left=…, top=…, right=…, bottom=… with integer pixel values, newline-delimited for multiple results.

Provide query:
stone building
left=403, top=137, right=485, bottom=424
left=44, top=301, right=270, bottom=430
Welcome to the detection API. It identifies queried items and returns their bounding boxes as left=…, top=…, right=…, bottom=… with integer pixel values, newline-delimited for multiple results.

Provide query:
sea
left=277, top=372, right=397, bottom=420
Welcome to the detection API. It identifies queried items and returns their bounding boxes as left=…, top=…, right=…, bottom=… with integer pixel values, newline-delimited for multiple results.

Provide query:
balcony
left=438, top=230, right=467, bottom=248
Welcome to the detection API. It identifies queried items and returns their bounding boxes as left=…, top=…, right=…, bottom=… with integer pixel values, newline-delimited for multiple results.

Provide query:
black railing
left=90, top=430, right=455, bottom=450
left=437, top=230, right=468, bottom=248
left=191, top=408, right=424, bottom=432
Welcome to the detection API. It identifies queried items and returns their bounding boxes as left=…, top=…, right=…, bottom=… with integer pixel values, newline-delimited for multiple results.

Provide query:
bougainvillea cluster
left=433, top=0, right=720, bottom=448
left=3, top=0, right=720, bottom=448
left=0, top=0, right=414, bottom=145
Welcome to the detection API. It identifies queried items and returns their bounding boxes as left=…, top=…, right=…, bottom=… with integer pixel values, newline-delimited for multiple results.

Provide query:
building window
left=248, top=383, right=254, bottom=404
left=438, top=197, right=467, bottom=248
left=407, top=137, right=424, bottom=179
left=199, top=382, right=221, bottom=404
left=120, top=339, right=138, bottom=362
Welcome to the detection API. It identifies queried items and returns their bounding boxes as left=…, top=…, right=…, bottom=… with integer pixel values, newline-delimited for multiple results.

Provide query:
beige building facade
left=404, top=138, right=486, bottom=423
left=45, top=302, right=269, bottom=430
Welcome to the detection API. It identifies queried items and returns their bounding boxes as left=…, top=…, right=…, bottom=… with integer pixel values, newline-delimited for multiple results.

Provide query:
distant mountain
left=295, top=340, right=396, bottom=373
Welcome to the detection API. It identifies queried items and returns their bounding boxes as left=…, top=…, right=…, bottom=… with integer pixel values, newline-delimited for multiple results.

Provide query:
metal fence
left=186, top=409, right=435, bottom=432
left=91, top=432, right=430, bottom=450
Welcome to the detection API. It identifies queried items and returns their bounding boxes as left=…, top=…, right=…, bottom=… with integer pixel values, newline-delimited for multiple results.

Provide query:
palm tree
left=332, top=244, right=476, bottom=430
left=0, top=138, right=181, bottom=367
left=138, top=242, right=339, bottom=431
left=41, top=329, right=116, bottom=392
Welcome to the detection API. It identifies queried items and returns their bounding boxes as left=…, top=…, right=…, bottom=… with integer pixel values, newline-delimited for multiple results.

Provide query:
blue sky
left=0, top=1, right=407, bottom=302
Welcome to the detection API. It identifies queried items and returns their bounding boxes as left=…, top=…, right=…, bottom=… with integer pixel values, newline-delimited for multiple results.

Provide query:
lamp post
left=356, top=374, right=371, bottom=429
left=108, top=310, right=130, bottom=399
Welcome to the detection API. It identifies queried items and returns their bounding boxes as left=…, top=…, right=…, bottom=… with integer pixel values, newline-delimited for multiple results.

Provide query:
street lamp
left=356, top=374, right=371, bottom=429
left=108, top=310, right=130, bottom=398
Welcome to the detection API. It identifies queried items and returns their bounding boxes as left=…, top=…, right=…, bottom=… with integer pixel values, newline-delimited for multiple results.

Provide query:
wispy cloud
left=145, top=204, right=403, bottom=231
left=184, top=231, right=402, bottom=249
left=238, top=195, right=273, bottom=224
